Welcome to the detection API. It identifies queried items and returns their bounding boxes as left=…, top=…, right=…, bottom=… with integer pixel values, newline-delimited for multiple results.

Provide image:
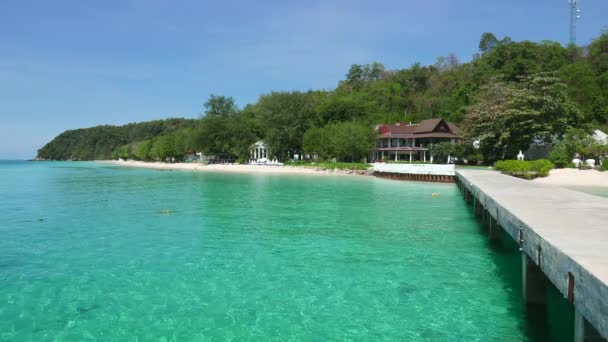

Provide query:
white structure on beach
left=250, top=141, right=268, bottom=163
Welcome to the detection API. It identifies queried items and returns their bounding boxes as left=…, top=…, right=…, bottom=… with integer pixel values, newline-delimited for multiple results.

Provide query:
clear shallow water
left=0, top=161, right=570, bottom=341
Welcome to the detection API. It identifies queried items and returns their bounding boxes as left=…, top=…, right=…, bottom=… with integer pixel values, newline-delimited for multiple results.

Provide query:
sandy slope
left=533, top=168, right=608, bottom=187
left=104, top=160, right=368, bottom=176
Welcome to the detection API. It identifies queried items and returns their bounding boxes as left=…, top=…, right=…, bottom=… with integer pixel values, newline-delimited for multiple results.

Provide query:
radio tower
left=569, top=0, right=581, bottom=46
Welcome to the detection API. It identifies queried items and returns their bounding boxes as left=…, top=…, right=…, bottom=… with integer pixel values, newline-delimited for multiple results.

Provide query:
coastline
left=104, top=160, right=373, bottom=176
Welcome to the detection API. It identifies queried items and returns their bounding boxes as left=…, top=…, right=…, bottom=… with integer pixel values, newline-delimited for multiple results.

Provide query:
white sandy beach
left=533, top=168, right=608, bottom=187
left=108, top=160, right=608, bottom=187
left=105, top=160, right=370, bottom=176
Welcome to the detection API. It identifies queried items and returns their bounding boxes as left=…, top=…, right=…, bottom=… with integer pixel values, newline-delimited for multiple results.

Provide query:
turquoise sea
left=0, top=161, right=573, bottom=341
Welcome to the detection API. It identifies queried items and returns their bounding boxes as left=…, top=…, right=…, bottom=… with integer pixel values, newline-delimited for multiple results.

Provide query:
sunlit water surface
left=0, top=161, right=572, bottom=341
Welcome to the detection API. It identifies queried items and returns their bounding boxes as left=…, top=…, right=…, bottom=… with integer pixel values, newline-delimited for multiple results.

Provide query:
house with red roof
left=374, top=118, right=460, bottom=162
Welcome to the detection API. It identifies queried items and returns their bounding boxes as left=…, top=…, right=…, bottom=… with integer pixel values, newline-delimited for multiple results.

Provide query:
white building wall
left=373, top=163, right=455, bottom=176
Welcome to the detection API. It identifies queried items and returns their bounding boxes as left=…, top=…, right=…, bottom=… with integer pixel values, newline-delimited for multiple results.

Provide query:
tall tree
left=194, top=115, right=233, bottom=156
left=560, top=62, right=607, bottom=124
left=588, top=31, right=608, bottom=74
left=463, top=73, right=581, bottom=161
left=203, top=95, right=238, bottom=117
left=303, top=122, right=374, bottom=162
left=255, top=91, right=318, bottom=160
left=479, top=32, right=499, bottom=54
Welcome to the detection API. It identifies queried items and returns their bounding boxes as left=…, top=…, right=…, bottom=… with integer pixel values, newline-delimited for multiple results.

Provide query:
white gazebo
left=250, top=141, right=268, bottom=163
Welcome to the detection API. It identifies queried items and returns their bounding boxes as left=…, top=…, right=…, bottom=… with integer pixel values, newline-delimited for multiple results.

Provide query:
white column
left=423, top=151, right=426, bottom=162
left=409, top=152, right=412, bottom=163
left=395, top=152, right=398, bottom=161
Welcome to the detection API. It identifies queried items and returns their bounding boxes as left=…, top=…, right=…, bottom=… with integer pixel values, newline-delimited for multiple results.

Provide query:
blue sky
left=1, top=0, right=607, bottom=159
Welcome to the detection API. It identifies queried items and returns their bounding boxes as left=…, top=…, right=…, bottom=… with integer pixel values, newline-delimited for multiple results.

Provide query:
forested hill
left=36, top=118, right=198, bottom=160
left=37, top=31, right=608, bottom=163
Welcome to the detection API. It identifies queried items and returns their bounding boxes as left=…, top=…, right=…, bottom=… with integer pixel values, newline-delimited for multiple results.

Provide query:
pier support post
left=574, top=309, right=605, bottom=342
left=488, top=216, right=501, bottom=241
left=522, top=254, right=547, bottom=305
left=473, top=198, right=478, bottom=216
left=474, top=198, right=482, bottom=217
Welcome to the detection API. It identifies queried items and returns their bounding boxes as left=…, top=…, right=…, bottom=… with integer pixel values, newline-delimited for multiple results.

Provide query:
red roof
left=376, top=118, right=460, bottom=138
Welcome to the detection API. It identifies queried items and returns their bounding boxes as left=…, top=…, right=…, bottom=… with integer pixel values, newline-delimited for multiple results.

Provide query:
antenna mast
left=569, top=0, right=581, bottom=46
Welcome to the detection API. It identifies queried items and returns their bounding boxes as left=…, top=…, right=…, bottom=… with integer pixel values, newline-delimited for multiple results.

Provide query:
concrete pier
left=457, top=170, right=608, bottom=341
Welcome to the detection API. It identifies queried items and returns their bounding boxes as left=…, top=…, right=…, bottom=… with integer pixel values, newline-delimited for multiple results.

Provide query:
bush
left=552, top=160, right=568, bottom=169
left=530, top=159, right=555, bottom=177
left=494, top=159, right=554, bottom=179
left=600, top=161, right=608, bottom=172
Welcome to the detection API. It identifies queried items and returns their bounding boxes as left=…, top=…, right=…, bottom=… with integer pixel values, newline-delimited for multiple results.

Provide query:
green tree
left=302, top=126, right=333, bottom=160
left=345, top=64, right=365, bottom=89
left=255, top=91, right=318, bottom=160
left=136, top=140, right=153, bottom=161
left=429, top=142, right=455, bottom=163
left=227, top=112, right=259, bottom=162
left=203, top=94, right=238, bottom=117
left=316, top=93, right=368, bottom=125
left=479, top=32, right=499, bottom=54
left=560, top=62, right=607, bottom=124
left=588, top=31, right=608, bottom=74
left=194, top=115, right=233, bottom=156
left=303, top=122, right=374, bottom=162
left=474, top=40, right=569, bottom=82
left=152, top=135, right=178, bottom=161
left=463, top=73, right=581, bottom=161
left=549, top=128, right=606, bottom=167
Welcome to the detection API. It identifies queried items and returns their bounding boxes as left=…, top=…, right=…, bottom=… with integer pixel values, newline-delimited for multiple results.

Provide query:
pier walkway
left=456, top=169, right=608, bottom=341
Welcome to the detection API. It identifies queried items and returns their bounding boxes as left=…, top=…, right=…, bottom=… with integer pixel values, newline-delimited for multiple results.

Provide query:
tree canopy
left=37, top=119, right=198, bottom=160
left=463, top=73, right=580, bottom=161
